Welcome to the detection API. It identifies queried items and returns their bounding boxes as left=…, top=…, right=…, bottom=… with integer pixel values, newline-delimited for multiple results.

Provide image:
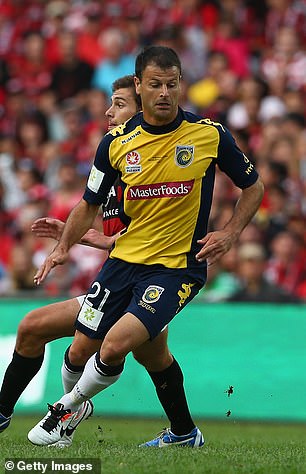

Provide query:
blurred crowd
left=0, top=0, right=305, bottom=302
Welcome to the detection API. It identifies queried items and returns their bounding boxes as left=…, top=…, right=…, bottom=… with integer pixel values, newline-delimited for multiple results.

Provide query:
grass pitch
left=1, top=416, right=306, bottom=473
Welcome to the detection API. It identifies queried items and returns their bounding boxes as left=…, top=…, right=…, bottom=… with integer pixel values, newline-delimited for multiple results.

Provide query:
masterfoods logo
left=127, top=180, right=194, bottom=200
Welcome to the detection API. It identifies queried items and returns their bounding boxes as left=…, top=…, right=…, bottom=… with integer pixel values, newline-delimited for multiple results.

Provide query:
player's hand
left=81, top=228, right=120, bottom=250
left=34, top=245, right=69, bottom=285
left=196, top=230, right=235, bottom=265
left=31, top=217, right=65, bottom=241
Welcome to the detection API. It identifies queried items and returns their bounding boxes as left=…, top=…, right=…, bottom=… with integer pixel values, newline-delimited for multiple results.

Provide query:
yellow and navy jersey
left=83, top=108, right=258, bottom=269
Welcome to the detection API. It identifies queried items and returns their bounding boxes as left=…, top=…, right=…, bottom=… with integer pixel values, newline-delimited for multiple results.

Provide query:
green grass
left=1, top=417, right=306, bottom=473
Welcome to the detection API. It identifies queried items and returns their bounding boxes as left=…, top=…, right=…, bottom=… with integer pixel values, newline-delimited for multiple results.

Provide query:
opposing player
left=1, top=76, right=198, bottom=448
left=28, top=46, right=264, bottom=448
left=0, top=76, right=138, bottom=440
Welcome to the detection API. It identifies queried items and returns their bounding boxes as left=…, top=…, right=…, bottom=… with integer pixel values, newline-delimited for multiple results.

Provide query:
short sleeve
left=83, top=135, right=119, bottom=205
left=216, top=126, right=258, bottom=189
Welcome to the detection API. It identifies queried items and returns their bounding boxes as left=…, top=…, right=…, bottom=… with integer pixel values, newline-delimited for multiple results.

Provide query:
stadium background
left=0, top=0, right=305, bottom=420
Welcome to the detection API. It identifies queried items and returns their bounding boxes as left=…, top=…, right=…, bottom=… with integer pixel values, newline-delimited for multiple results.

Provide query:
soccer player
left=1, top=76, right=197, bottom=448
left=28, top=46, right=264, bottom=448
left=0, top=76, right=138, bottom=440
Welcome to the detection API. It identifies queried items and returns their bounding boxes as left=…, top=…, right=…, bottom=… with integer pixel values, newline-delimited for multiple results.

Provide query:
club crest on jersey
left=142, top=285, right=164, bottom=303
left=175, top=145, right=194, bottom=168
left=125, top=150, right=142, bottom=173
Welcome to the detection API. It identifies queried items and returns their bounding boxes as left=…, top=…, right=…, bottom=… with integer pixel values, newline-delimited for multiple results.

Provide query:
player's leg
left=61, top=265, right=204, bottom=448
left=61, top=312, right=203, bottom=448
left=55, top=313, right=148, bottom=412
left=61, top=329, right=102, bottom=392
left=35, top=320, right=100, bottom=448
left=28, top=260, right=204, bottom=447
left=27, top=313, right=146, bottom=446
left=133, top=329, right=196, bottom=438
left=27, top=257, right=130, bottom=446
left=50, top=260, right=141, bottom=411
left=129, top=268, right=204, bottom=447
left=0, top=298, right=79, bottom=432
left=27, top=330, right=101, bottom=446
left=52, top=323, right=100, bottom=448
left=133, top=327, right=171, bottom=371
left=16, top=298, right=80, bottom=356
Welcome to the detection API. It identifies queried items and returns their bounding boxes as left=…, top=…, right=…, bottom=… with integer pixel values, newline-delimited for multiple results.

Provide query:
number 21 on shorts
left=77, top=282, right=110, bottom=331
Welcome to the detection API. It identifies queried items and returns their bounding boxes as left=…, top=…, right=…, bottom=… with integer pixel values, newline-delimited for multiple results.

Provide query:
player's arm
left=196, top=124, right=264, bottom=264
left=196, top=177, right=264, bottom=264
left=34, top=135, right=118, bottom=284
left=31, top=217, right=65, bottom=240
left=34, top=199, right=101, bottom=285
left=32, top=217, right=117, bottom=250
left=79, top=228, right=119, bottom=249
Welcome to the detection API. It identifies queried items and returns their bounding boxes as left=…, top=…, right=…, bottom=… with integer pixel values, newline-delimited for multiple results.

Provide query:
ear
left=134, top=76, right=141, bottom=95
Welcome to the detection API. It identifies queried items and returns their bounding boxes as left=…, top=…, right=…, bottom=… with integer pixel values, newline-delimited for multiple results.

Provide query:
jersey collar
left=140, top=107, right=183, bottom=135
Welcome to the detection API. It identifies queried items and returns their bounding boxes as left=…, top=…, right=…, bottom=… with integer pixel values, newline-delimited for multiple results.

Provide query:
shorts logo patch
left=177, top=282, right=195, bottom=309
left=84, top=307, right=95, bottom=321
left=142, top=285, right=164, bottom=303
left=77, top=302, right=104, bottom=331
left=125, top=150, right=142, bottom=173
left=175, top=145, right=194, bottom=168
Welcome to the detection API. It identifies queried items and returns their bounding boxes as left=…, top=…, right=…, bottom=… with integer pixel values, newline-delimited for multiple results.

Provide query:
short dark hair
left=112, top=75, right=142, bottom=110
left=135, top=46, right=181, bottom=80
left=283, top=112, right=305, bottom=128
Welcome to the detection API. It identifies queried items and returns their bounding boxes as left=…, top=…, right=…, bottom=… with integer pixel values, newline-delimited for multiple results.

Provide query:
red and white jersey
left=102, top=177, right=125, bottom=237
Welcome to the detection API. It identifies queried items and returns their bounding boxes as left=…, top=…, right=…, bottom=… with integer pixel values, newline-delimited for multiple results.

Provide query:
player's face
left=135, top=63, right=180, bottom=126
left=105, top=88, right=138, bottom=130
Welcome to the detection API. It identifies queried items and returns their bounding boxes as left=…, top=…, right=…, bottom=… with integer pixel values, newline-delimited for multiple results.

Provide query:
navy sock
left=0, top=350, right=44, bottom=417
left=64, top=345, right=85, bottom=373
left=95, top=353, right=124, bottom=376
left=148, top=357, right=195, bottom=436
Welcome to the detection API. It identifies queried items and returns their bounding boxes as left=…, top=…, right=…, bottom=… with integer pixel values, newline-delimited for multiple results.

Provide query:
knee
left=133, top=348, right=172, bottom=372
left=18, top=310, right=38, bottom=337
left=100, top=338, right=127, bottom=365
left=68, top=343, right=95, bottom=366
left=16, top=310, right=42, bottom=354
left=132, top=351, right=147, bottom=366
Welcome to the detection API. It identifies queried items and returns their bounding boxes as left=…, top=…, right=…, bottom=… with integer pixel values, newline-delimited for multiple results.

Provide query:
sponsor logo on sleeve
left=243, top=153, right=254, bottom=174
left=87, top=165, right=105, bottom=193
left=125, top=150, right=142, bottom=173
left=127, top=180, right=194, bottom=200
left=175, top=145, right=194, bottom=168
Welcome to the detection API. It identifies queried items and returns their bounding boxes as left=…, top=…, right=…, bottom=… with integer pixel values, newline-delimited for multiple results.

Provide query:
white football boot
left=28, top=402, right=77, bottom=446
left=52, top=400, right=93, bottom=448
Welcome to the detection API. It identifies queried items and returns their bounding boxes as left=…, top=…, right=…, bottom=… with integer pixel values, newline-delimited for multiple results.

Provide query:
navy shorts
left=75, top=257, right=206, bottom=340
